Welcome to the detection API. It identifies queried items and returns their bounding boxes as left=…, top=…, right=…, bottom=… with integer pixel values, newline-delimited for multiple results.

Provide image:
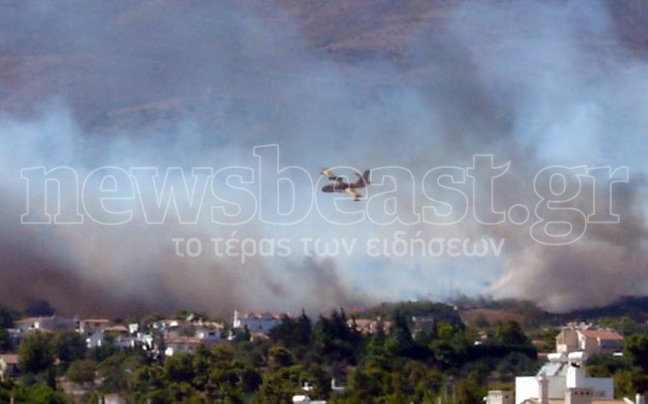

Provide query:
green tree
left=254, top=367, right=300, bottom=404
left=496, top=352, right=538, bottom=376
left=203, top=344, right=259, bottom=402
left=66, top=360, right=97, bottom=384
left=13, top=383, right=66, bottom=404
left=81, top=392, right=102, bottom=404
left=429, top=326, right=470, bottom=371
left=313, top=309, right=361, bottom=364
left=494, top=321, right=529, bottom=346
left=88, top=344, right=119, bottom=362
left=165, top=353, right=196, bottom=384
left=600, top=317, right=648, bottom=337
left=365, top=327, right=388, bottom=366
left=53, top=331, right=87, bottom=364
left=268, top=346, right=293, bottom=369
left=301, top=364, right=330, bottom=400
left=269, top=311, right=312, bottom=349
left=345, top=366, right=388, bottom=400
left=528, top=327, right=559, bottom=352
left=0, top=328, right=12, bottom=352
left=192, top=344, right=212, bottom=390
left=232, top=326, right=251, bottom=343
left=18, top=332, right=55, bottom=374
left=624, top=334, right=648, bottom=373
left=0, top=379, right=14, bottom=403
left=128, top=364, right=166, bottom=402
left=454, top=373, right=486, bottom=404
left=166, top=381, right=202, bottom=403
left=587, top=354, right=632, bottom=377
left=615, top=369, right=648, bottom=396
left=240, top=365, right=262, bottom=392
left=385, top=311, right=414, bottom=357
left=98, top=353, right=145, bottom=393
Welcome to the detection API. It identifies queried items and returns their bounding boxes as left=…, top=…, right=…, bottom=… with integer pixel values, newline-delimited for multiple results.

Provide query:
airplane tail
left=353, top=169, right=370, bottom=187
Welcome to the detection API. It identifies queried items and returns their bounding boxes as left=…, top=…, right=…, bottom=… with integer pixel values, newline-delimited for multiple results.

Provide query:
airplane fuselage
left=320, top=169, right=370, bottom=201
left=321, top=181, right=365, bottom=193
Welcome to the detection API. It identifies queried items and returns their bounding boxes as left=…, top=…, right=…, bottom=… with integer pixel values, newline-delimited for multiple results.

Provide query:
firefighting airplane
left=320, top=168, right=371, bottom=202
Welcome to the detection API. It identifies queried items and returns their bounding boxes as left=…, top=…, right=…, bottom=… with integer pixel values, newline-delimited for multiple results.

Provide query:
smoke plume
left=0, top=0, right=647, bottom=315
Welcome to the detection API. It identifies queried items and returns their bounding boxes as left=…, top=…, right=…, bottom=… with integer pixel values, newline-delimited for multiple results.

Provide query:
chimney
left=567, top=352, right=588, bottom=388
left=538, top=373, right=549, bottom=404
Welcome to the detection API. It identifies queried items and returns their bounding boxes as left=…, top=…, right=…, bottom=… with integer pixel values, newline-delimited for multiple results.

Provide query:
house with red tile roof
left=164, top=336, right=202, bottom=357
left=556, top=325, right=623, bottom=355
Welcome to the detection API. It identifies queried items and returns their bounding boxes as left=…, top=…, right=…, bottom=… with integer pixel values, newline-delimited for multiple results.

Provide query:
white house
left=135, top=333, right=156, bottom=350
left=195, top=326, right=221, bottom=343
left=86, top=332, right=107, bottom=349
left=348, top=318, right=393, bottom=335
left=114, top=336, right=139, bottom=349
left=513, top=352, right=614, bottom=404
left=164, top=337, right=202, bottom=357
left=233, top=310, right=283, bottom=334
left=128, top=323, right=139, bottom=334
left=15, top=316, right=76, bottom=333
left=78, top=319, right=112, bottom=337
left=487, top=351, right=630, bottom=404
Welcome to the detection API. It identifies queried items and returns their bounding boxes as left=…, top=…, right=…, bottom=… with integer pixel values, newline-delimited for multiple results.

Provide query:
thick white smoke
left=0, top=0, right=646, bottom=315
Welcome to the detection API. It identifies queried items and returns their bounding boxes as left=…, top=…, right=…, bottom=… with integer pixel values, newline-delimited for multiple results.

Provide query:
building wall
left=598, top=338, right=623, bottom=355
left=515, top=371, right=613, bottom=404
left=565, top=388, right=594, bottom=404
left=515, top=376, right=568, bottom=404
left=578, top=335, right=599, bottom=355
left=582, top=378, right=614, bottom=398
left=165, top=343, right=197, bottom=357
left=516, top=377, right=541, bottom=404
left=486, top=390, right=514, bottom=404
left=239, top=317, right=280, bottom=333
left=558, top=329, right=623, bottom=355
left=556, top=330, right=579, bottom=353
left=79, top=320, right=111, bottom=336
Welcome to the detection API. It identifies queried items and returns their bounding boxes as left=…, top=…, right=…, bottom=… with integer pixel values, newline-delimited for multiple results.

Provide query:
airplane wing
left=345, top=188, right=362, bottom=202
left=321, top=168, right=338, bottom=179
